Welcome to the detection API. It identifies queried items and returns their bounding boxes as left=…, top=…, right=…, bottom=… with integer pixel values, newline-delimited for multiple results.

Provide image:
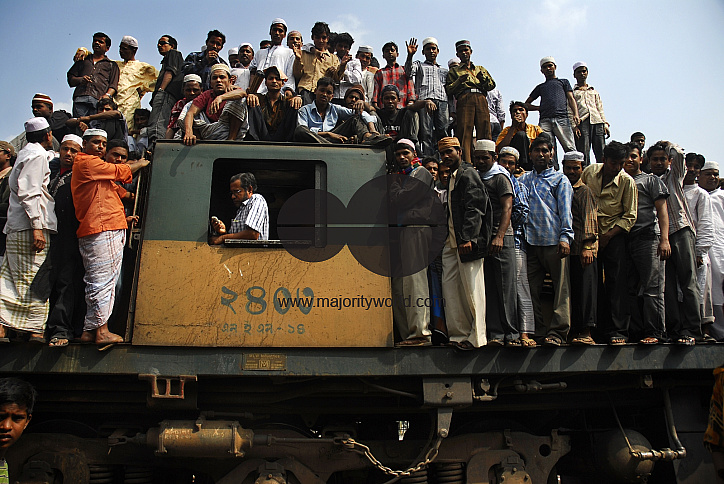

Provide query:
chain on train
left=338, top=435, right=443, bottom=477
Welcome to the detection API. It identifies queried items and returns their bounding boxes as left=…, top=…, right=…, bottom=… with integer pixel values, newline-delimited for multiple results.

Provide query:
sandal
left=609, top=337, right=626, bottom=346
left=572, top=335, right=596, bottom=345
left=487, top=339, right=504, bottom=347
left=543, top=336, right=562, bottom=346
left=453, top=340, right=475, bottom=352
left=48, top=337, right=69, bottom=348
left=28, top=335, right=46, bottom=344
left=676, top=336, right=695, bottom=346
left=520, top=338, right=537, bottom=347
left=639, top=337, right=659, bottom=345
left=396, top=337, right=431, bottom=347
left=506, top=339, right=523, bottom=347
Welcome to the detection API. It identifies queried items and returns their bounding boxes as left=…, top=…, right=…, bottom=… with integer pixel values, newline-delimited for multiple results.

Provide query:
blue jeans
left=72, top=95, right=98, bottom=118
left=419, top=100, right=449, bottom=157
left=539, top=117, right=575, bottom=170
left=575, top=118, right=606, bottom=166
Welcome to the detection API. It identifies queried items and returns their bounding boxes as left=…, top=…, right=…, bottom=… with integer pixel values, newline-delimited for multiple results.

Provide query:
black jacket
left=447, top=162, right=492, bottom=262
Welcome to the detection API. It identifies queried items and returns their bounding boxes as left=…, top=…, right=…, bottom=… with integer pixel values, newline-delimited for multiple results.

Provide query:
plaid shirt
left=407, top=60, right=447, bottom=102
left=372, top=63, right=417, bottom=107
left=518, top=167, right=574, bottom=246
left=230, top=193, right=269, bottom=240
left=570, top=179, right=599, bottom=257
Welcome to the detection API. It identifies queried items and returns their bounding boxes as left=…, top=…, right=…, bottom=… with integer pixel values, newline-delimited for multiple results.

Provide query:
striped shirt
left=660, top=145, right=694, bottom=235
left=230, top=193, right=269, bottom=240
left=0, top=459, right=8, bottom=484
left=407, top=60, right=448, bottom=102
left=570, top=179, right=599, bottom=257
left=518, top=167, right=574, bottom=246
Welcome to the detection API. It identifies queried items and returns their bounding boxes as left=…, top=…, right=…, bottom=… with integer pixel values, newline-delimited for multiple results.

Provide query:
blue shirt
left=297, top=102, right=375, bottom=133
left=518, top=167, right=574, bottom=246
left=510, top=175, right=529, bottom=250
left=529, top=78, right=573, bottom=119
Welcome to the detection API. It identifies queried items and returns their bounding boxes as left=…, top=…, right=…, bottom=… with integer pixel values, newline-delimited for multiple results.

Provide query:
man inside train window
left=210, top=172, right=269, bottom=244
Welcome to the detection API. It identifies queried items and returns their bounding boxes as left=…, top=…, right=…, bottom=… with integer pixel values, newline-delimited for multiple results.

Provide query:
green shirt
left=445, top=63, right=495, bottom=99
left=0, top=459, right=8, bottom=484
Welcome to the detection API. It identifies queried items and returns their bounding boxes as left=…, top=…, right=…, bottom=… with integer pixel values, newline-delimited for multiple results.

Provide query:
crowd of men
left=0, top=20, right=721, bottom=350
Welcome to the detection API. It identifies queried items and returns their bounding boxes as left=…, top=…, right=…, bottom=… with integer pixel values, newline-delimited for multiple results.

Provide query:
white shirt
left=232, top=67, right=251, bottom=92
left=5, top=142, right=57, bottom=234
left=250, top=45, right=295, bottom=95
left=684, top=184, right=714, bottom=258
left=335, top=58, right=363, bottom=99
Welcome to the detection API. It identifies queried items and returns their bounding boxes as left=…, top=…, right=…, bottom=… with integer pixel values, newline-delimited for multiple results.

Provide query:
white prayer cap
left=61, top=134, right=84, bottom=148
left=83, top=128, right=107, bottom=139
left=540, top=56, right=556, bottom=67
left=183, top=74, right=202, bottom=84
left=573, top=61, right=587, bottom=72
left=499, top=146, right=520, bottom=161
left=448, top=57, right=461, bottom=68
left=474, top=139, right=496, bottom=153
left=210, top=63, right=231, bottom=75
left=563, top=151, right=585, bottom=162
left=395, top=138, right=416, bottom=152
left=238, top=42, right=253, bottom=51
left=24, top=117, right=49, bottom=133
left=357, top=45, right=373, bottom=54
left=121, top=36, right=138, bottom=48
left=422, top=37, right=438, bottom=48
left=702, top=161, right=720, bottom=172
left=228, top=47, right=239, bottom=56
left=271, top=18, right=287, bottom=28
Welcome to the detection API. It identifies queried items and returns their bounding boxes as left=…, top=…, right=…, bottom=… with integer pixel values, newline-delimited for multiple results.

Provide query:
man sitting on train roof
left=180, top=64, right=249, bottom=145
left=71, top=129, right=149, bottom=346
left=210, top=172, right=269, bottom=244
left=166, top=75, right=203, bottom=140
left=293, top=77, right=391, bottom=146
left=244, top=66, right=301, bottom=142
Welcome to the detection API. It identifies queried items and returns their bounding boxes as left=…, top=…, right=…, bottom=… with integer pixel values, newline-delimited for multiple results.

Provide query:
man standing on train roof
left=147, top=34, right=184, bottom=145
left=445, top=40, right=496, bottom=163
left=438, top=136, right=489, bottom=350
left=183, top=30, right=228, bottom=91
left=0, top=118, right=57, bottom=344
left=67, top=32, right=120, bottom=119
left=71, top=129, right=149, bottom=347
left=390, top=139, right=434, bottom=347
left=210, top=173, right=269, bottom=244
left=699, top=161, right=724, bottom=339
left=249, top=19, right=295, bottom=96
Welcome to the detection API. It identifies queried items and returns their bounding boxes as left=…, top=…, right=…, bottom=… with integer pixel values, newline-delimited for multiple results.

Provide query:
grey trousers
left=515, top=248, right=535, bottom=334
left=575, top=118, right=606, bottom=166
left=484, top=237, right=519, bottom=341
left=147, top=90, right=177, bottom=143
left=392, top=268, right=431, bottom=341
left=665, top=227, right=702, bottom=338
left=527, top=245, right=570, bottom=341
left=626, top=233, right=666, bottom=339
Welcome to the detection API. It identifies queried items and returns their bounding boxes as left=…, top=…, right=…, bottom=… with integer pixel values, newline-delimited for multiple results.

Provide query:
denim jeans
left=539, top=117, right=576, bottom=170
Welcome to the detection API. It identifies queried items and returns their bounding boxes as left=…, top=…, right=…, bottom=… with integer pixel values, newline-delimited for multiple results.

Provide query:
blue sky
left=2, top=0, right=722, bottom=160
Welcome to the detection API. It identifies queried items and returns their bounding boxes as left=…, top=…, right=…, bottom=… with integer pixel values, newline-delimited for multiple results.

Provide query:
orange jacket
left=71, top=152, right=132, bottom=238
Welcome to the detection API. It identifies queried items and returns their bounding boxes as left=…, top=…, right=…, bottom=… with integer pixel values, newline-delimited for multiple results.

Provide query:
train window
left=209, top=158, right=326, bottom=246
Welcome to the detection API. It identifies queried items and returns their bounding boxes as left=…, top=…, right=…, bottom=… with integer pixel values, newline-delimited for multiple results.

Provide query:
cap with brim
left=183, top=74, right=202, bottom=84
left=540, top=56, right=556, bottom=67
left=702, top=161, right=720, bottom=172
left=24, top=117, right=50, bottom=133
left=271, top=18, right=287, bottom=28
left=474, top=139, right=496, bottom=153
left=83, top=128, right=107, bottom=139
left=345, top=84, right=365, bottom=98
left=0, top=141, right=15, bottom=157
left=263, top=65, right=288, bottom=80
left=395, top=138, right=416, bottom=152
left=563, top=151, right=585, bottom=162
left=121, top=36, right=138, bottom=48
left=455, top=40, right=471, bottom=49
left=357, top=45, right=373, bottom=54
left=448, top=57, right=460, bottom=68
left=61, top=134, right=84, bottom=147
left=573, top=61, right=587, bottom=72
left=438, top=137, right=460, bottom=151
left=32, top=93, right=53, bottom=107
left=210, top=63, right=231, bottom=75
left=422, top=37, right=438, bottom=48
left=499, top=146, right=520, bottom=161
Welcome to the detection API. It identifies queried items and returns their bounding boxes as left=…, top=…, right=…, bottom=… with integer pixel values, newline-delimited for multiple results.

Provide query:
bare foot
left=80, top=330, right=95, bottom=343
left=95, top=332, right=123, bottom=345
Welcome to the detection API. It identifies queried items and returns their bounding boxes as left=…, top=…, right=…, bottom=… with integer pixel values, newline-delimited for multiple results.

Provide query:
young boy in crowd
left=0, top=378, right=36, bottom=481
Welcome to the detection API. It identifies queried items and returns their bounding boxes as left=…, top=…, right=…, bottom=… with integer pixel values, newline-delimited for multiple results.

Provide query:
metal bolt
left=445, top=391, right=453, bottom=398
left=439, top=429, right=448, bottom=438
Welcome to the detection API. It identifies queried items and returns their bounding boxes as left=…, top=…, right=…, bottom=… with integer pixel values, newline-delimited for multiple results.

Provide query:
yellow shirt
left=115, top=60, right=157, bottom=131
left=581, top=163, right=638, bottom=235
left=293, top=49, right=340, bottom=92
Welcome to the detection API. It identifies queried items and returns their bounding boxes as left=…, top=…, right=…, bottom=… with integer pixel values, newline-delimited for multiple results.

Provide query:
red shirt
left=192, top=90, right=225, bottom=123
left=372, top=64, right=416, bottom=108
left=71, top=153, right=132, bottom=237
